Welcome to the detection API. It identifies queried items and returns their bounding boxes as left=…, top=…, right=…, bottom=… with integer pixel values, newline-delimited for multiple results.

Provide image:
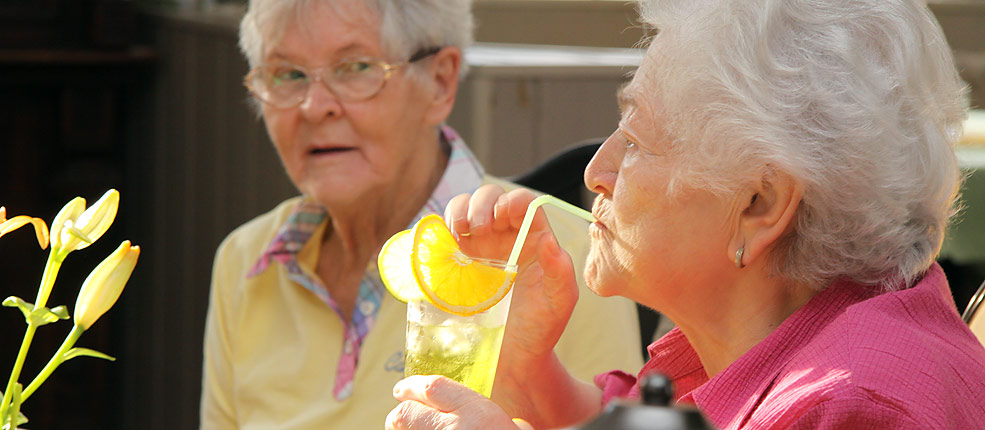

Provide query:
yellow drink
left=404, top=293, right=512, bottom=398
left=405, top=322, right=506, bottom=397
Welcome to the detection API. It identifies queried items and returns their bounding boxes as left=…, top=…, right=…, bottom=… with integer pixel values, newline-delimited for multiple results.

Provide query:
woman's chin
left=305, top=184, right=372, bottom=211
left=584, top=258, right=618, bottom=298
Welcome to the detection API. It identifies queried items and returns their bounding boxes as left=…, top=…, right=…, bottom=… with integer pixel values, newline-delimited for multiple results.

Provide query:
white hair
left=239, top=0, right=473, bottom=70
left=636, top=0, right=968, bottom=290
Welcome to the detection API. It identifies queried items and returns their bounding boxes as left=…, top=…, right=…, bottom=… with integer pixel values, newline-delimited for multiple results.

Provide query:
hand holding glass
left=397, top=195, right=595, bottom=397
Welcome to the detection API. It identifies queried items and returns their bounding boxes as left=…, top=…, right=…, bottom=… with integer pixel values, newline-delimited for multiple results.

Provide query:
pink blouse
left=595, top=263, right=985, bottom=429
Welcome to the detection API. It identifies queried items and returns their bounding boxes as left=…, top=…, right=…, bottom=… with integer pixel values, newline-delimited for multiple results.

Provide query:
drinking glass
left=402, top=195, right=594, bottom=397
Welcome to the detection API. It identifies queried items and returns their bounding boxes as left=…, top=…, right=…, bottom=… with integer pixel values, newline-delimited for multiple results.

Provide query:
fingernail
left=494, top=199, right=508, bottom=219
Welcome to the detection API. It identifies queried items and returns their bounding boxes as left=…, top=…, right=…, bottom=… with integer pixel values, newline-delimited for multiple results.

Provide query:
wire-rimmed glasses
left=244, top=46, right=442, bottom=108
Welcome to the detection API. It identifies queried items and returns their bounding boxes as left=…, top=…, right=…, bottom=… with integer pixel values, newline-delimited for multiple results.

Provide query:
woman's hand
left=444, top=185, right=597, bottom=428
left=444, top=185, right=578, bottom=368
left=387, top=375, right=532, bottom=430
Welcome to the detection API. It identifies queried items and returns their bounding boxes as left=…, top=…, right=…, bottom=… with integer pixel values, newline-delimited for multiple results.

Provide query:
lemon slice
left=378, top=229, right=424, bottom=303
left=410, top=214, right=516, bottom=316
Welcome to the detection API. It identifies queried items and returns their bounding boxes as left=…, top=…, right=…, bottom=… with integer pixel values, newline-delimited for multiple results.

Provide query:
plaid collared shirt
left=246, top=126, right=484, bottom=400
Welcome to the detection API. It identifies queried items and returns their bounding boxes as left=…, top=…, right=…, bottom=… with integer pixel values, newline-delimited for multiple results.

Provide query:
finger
left=468, top=184, right=506, bottom=236
left=503, top=190, right=551, bottom=233
left=499, top=190, right=555, bottom=264
left=445, top=193, right=473, bottom=237
left=387, top=397, right=521, bottom=430
left=491, top=194, right=512, bottom=233
left=386, top=400, right=448, bottom=430
left=393, top=375, right=485, bottom=412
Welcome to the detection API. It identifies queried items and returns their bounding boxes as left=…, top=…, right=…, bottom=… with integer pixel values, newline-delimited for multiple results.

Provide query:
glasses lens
left=253, top=64, right=308, bottom=107
left=328, top=60, right=386, bottom=101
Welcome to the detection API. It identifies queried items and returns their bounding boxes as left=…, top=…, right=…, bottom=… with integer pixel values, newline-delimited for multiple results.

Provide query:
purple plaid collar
left=246, top=125, right=484, bottom=400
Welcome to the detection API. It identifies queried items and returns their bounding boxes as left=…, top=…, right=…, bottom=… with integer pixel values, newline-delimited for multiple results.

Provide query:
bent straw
left=505, top=195, right=596, bottom=268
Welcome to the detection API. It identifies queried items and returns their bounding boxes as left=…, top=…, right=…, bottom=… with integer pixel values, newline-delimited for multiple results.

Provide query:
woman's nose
left=299, top=77, right=343, bottom=120
left=584, top=132, right=620, bottom=197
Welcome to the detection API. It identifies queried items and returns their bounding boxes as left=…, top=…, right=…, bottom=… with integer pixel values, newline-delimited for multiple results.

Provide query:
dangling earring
left=735, top=247, right=745, bottom=269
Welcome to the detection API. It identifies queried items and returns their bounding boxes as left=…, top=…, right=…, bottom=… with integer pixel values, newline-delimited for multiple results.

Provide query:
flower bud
left=49, top=197, right=85, bottom=251
left=74, top=240, right=139, bottom=330
left=51, top=190, right=119, bottom=254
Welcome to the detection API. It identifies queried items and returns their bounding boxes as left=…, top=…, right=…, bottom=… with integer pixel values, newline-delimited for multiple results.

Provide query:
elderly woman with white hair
left=198, top=0, right=642, bottom=428
left=386, top=0, right=985, bottom=429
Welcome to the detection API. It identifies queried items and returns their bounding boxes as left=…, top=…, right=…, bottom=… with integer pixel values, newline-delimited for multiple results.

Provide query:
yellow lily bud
left=51, top=190, right=119, bottom=254
left=74, top=240, right=139, bottom=330
left=49, top=197, right=85, bottom=251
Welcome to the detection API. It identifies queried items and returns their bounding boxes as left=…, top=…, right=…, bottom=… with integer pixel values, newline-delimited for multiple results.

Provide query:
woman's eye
left=623, top=137, right=639, bottom=153
left=337, top=61, right=374, bottom=75
left=269, top=68, right=306, bottom=86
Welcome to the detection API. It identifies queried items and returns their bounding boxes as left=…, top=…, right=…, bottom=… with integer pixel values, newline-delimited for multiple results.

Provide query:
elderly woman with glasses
left=386, top=0, right=985, bottom=429
left=198, top=0, right=642, bottom=428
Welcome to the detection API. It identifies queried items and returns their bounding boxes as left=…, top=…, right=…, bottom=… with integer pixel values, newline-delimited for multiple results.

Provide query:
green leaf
left=2, top=296, right=33, bottom=318
left=63, top=347, right=116, bottom=362
left=49, top=305, right=70, bottom=320
left=5, top=383, right=26, bottom=428
left=1, top=410, right=29, bottom=428
left=13, top=412, right=27, bottom=427
left=26, top=307, right=65, bottom=326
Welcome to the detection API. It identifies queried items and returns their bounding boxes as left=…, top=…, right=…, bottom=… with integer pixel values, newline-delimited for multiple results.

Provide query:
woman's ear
left=730, top=170, right=802, bottom=268
left=423, top=46, right=462, bottom=126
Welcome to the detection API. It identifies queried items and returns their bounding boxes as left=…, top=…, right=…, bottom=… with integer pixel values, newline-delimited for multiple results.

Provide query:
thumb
left=538, top=233, right=579, bottom=312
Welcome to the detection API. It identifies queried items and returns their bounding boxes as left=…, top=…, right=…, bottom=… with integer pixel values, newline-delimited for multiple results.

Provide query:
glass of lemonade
left=403, top=267, right=515, bottom=398
left=391, top=196, right=594, bottom=398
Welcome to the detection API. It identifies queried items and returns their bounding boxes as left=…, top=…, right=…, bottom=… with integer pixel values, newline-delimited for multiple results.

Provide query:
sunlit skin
left=259, top=0, right=460, bottom=319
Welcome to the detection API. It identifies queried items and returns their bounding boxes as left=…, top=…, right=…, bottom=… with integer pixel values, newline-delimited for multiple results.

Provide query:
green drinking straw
left=505, top=194, right=596, bottom=268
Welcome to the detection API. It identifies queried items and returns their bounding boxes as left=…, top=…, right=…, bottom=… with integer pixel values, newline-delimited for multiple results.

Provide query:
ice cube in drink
left=404, top=294, right=511, bottom=398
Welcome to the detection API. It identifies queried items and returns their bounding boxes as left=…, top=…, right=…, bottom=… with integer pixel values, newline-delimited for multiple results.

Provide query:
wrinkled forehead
left=619, top=57, right=663, bottom=119
left=618, top=43, right=681, bottom=145
left=261, top=0, right=382, bottom=57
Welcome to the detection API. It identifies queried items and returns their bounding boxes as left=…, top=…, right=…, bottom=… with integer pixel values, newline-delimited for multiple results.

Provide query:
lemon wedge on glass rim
left=377, top=229, right=424, bottom=302
left=378, top=214, right=516, bottom=316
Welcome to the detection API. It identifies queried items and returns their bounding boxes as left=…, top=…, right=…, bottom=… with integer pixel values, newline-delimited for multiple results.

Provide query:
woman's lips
left=589, top=217, right=608, bottom=238
left=310, top=146, right=354, bottom=154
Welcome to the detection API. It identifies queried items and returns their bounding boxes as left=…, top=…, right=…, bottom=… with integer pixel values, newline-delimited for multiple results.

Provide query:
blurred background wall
left=0, top=1, right=982, bottom=428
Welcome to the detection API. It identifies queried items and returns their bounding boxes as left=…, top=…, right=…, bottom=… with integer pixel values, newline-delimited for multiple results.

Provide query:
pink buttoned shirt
left=596, top=263, right=985, bottom=429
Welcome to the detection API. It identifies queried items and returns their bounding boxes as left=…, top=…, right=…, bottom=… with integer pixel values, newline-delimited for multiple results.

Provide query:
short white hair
left=239, top=0, right=473, bottom=69
left=636, top=0, right=968, bottom=290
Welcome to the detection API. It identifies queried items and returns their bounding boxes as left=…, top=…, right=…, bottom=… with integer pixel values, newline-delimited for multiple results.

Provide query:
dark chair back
left=963, top=279, right=985, bottom=346
left=511, top=138, right=603, bottom=209
left=963, top=279, right=985, bottom=324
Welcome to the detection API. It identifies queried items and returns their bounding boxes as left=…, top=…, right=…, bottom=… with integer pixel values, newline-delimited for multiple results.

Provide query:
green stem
left=0, top=326, right=36, bottom=424
left=34, top=252, right=64, bottom=308
left=1, top=253, right=63, bottom=422
left=21, top=325, right=83, bottom=402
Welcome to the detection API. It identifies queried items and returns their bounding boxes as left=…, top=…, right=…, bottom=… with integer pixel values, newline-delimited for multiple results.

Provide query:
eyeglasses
left=244, top=46, right=443, bottom=108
